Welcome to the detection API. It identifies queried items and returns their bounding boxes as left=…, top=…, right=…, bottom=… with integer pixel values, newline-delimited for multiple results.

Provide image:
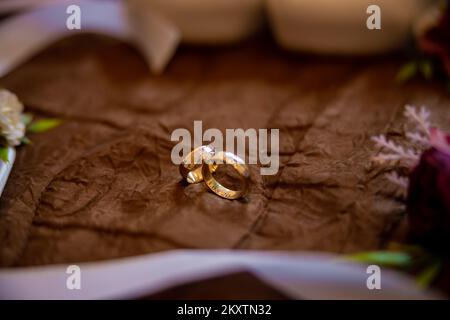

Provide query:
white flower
left=0, top=89, right=25, bottom=146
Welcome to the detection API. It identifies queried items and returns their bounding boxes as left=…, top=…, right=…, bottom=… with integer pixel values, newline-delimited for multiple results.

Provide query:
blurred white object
left=128, top=0, right=264, bottom=44
left=0, top=0, right=180, bottom=76
left=0, top=147, right=15, bottom=196
left=125, top=1, right=180, bottom=74
left=0, top=250, right=441, bottom=299
left=0, top=0, right=71, bottom=14
left=267, top=0, right=435, bottom=54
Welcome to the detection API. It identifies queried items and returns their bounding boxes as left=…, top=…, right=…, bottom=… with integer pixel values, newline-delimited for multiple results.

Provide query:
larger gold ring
left=202, top=151, right=250, bottom=200
left=179, top=145, right=215, bottom=184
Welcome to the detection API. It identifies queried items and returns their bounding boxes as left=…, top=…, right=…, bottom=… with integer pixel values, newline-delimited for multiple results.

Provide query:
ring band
left=202, top=151, right=250, bottom=200
left=179, top=145, right=215, bottom=184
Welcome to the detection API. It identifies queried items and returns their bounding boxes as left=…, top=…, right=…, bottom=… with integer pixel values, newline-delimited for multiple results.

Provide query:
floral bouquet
left=0, top=89, right=26, bottom=162
left=0, top=88, right=60, bottom=163
left=0, top=88, right=60, bottom=195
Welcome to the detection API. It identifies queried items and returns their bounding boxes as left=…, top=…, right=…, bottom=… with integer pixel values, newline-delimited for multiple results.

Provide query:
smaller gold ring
left=202, top=151, right=250, bottom=200
left=179, top=145, right=215, bottom=184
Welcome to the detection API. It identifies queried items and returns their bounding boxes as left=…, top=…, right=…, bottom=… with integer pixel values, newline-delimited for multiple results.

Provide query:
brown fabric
left=0, top=34, right=449, bottom=268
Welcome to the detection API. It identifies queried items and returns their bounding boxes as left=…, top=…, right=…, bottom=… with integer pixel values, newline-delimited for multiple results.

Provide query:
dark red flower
left=407, top=129, right=450, bottom=254
left=419, top=4, right=450, bottom=77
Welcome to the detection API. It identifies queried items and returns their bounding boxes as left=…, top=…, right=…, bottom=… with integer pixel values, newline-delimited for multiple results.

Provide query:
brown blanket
left=0, top=34, right=449, bottom=267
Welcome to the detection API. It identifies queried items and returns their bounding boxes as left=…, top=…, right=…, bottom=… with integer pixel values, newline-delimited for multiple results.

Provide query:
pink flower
left=407, top=129, right=450, bottom=254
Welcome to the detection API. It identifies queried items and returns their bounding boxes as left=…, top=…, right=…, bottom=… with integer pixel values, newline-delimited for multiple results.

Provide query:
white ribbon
left=0, top=250, right=440, bottom=299
left=0, top=0, right=180, bottom=77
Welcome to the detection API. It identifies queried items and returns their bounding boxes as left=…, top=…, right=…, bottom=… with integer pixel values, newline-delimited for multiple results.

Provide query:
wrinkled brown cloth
left=0, top=35, right=449, bottom=268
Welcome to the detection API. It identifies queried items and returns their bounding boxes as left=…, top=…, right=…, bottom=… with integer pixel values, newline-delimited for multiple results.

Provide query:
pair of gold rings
left=179, top=146, right=250, bottom=200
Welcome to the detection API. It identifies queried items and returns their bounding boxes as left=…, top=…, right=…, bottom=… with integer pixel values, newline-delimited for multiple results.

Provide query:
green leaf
left=419, top=61, right=433, bottom=80
left=343, top=251, right=413, bottom=268
left=386, top=242, right=427, bottom=255
left=20, top=136, right=31, bottom=145
left=21, top=113, right=33, bottom=126
left=416, top=259, right=442, bottom=288
left=0, top=146, right=9, bottom=163
left=27, top=118, right=61, bottom=133
left=396, top=61, right=418, bottom=83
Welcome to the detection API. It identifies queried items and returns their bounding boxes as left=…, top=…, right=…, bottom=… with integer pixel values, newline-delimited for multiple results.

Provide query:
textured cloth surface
left=0, top=35, right=449, bottom=267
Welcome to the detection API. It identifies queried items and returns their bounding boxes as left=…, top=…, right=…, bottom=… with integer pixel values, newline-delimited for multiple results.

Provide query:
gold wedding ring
left=179, top=145, right=216, bottom=184
left=202, top=151, right=250, bottom=200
